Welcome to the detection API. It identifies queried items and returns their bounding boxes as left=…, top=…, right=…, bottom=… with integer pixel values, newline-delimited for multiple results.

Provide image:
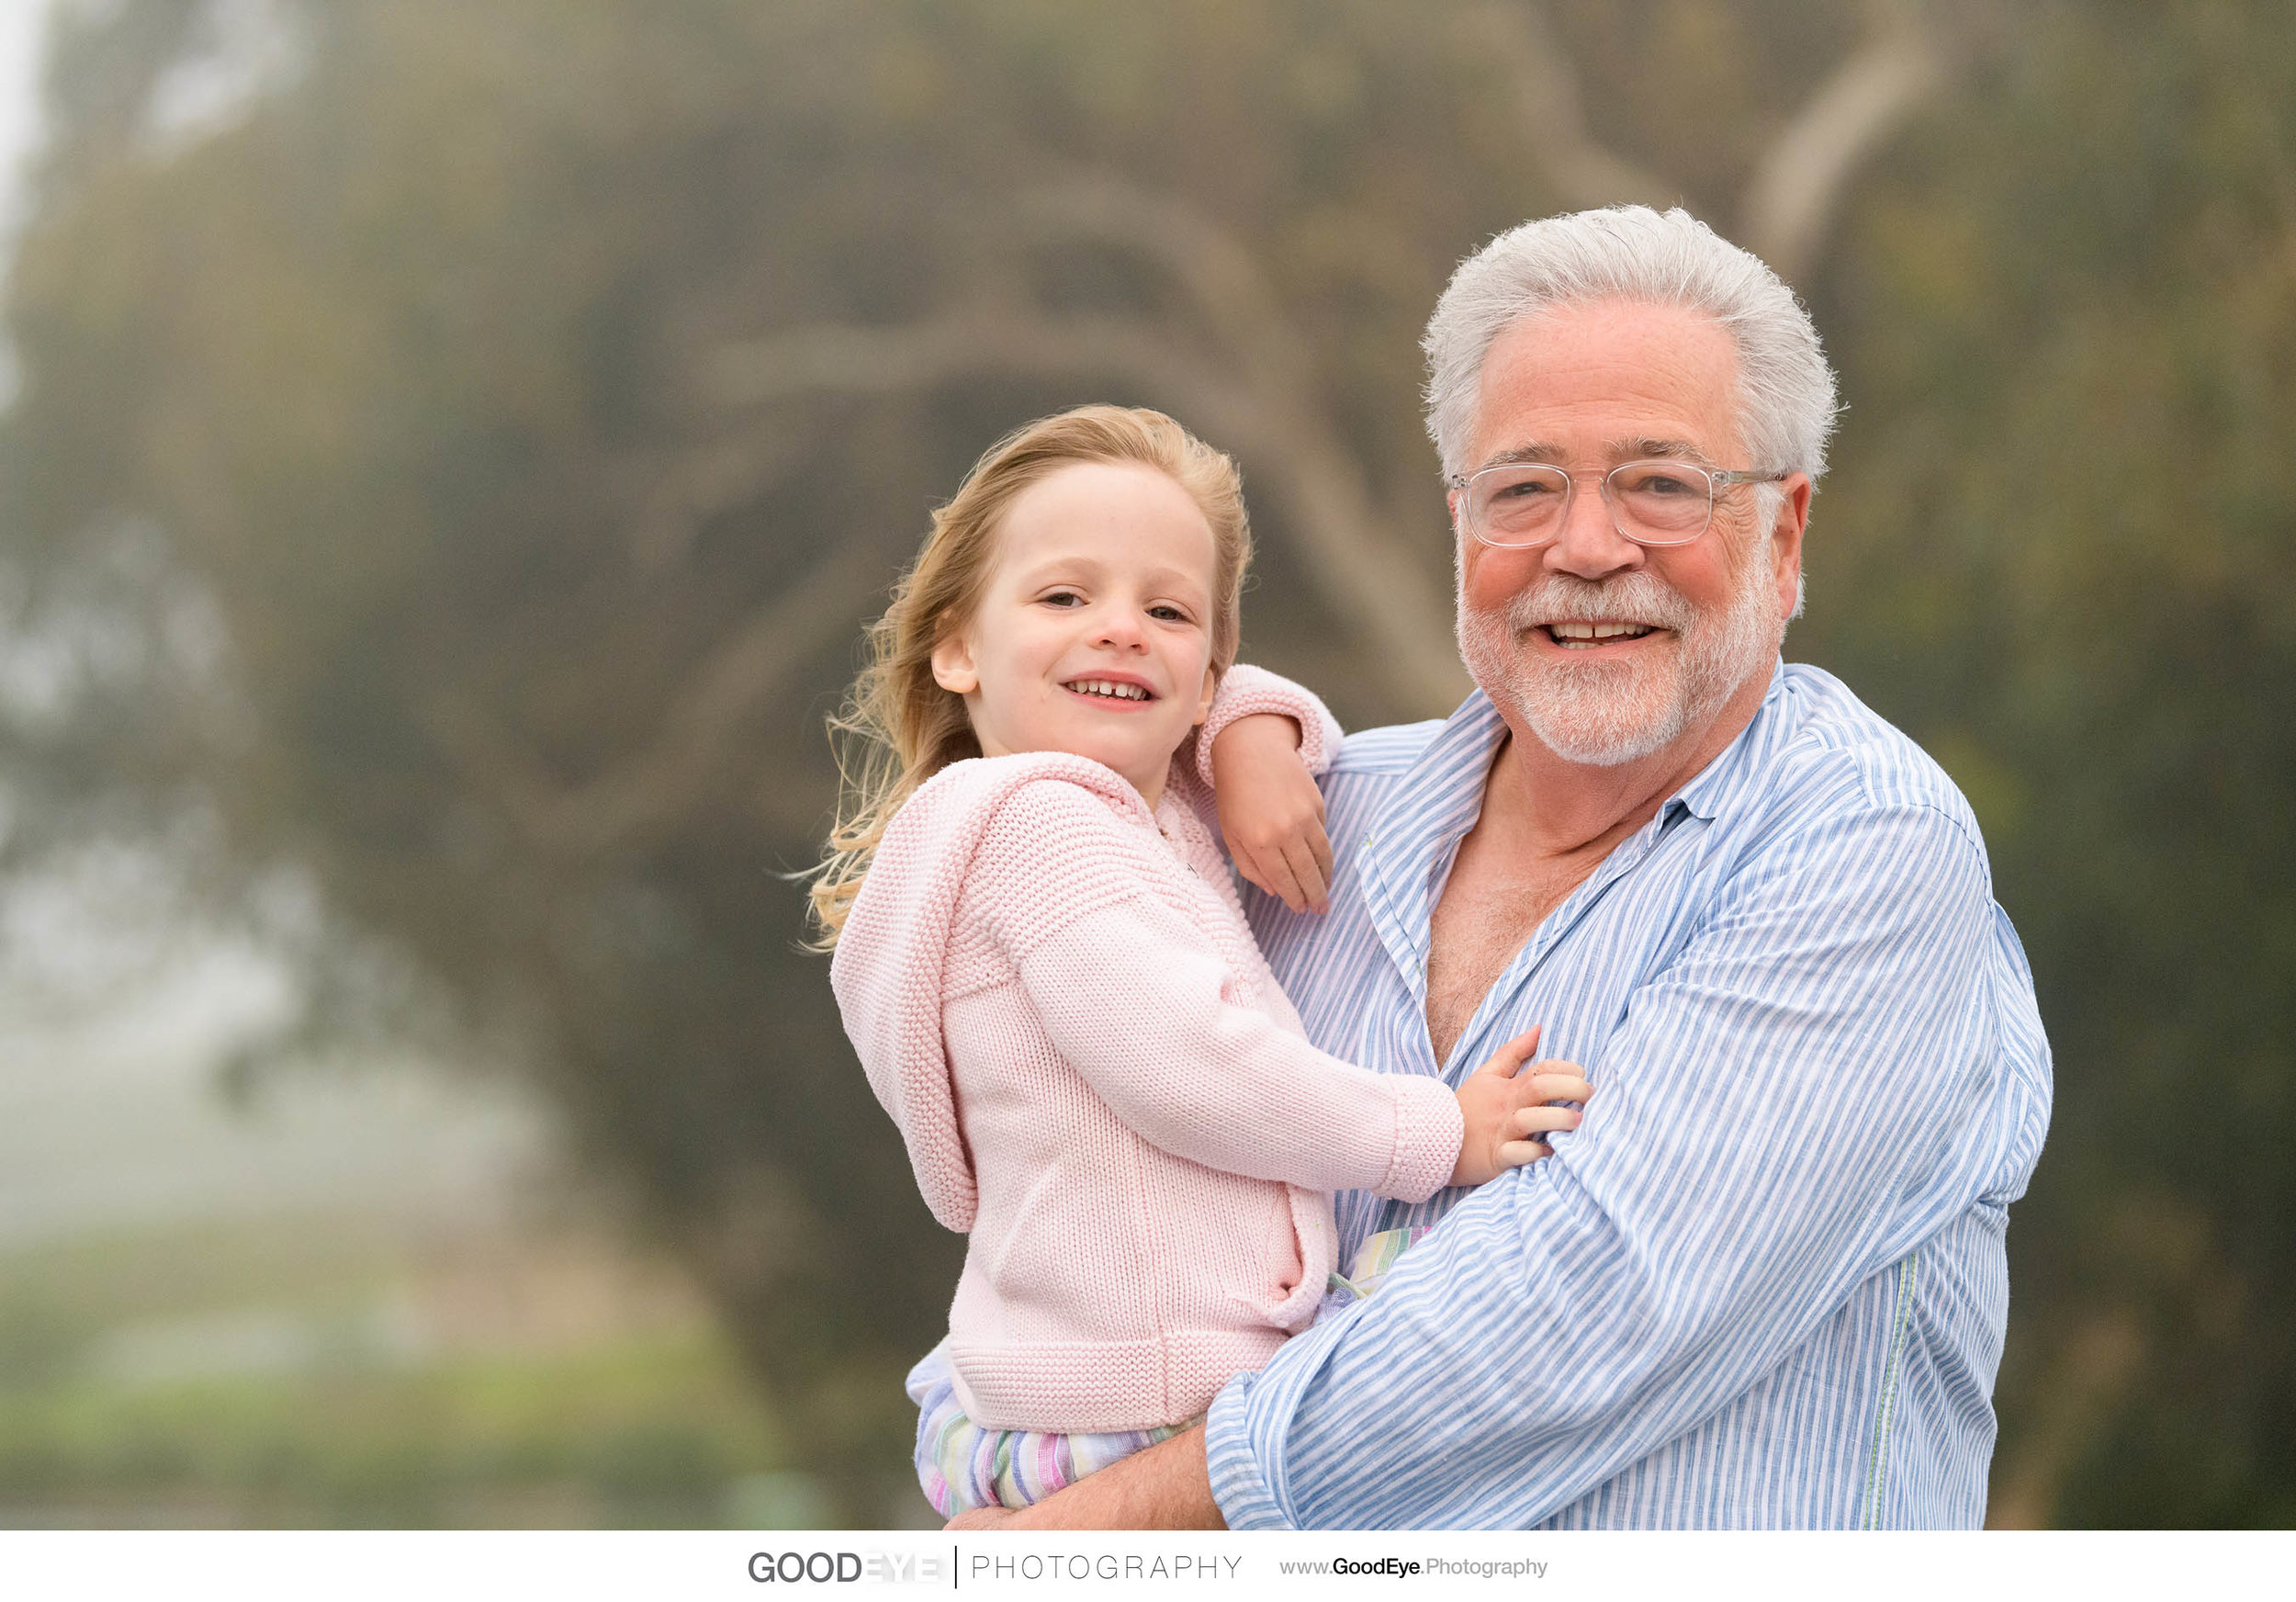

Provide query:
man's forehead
left=1469, top=299, right=1743, bottom=466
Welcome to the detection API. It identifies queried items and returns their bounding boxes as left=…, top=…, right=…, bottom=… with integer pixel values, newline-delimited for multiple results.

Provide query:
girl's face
left=930, top=460, right=1220, bottom=809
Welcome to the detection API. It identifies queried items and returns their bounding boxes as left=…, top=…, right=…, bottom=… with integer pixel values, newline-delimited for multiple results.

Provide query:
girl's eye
left=1041, top=591, right=1083, bottom=607
left=1147, top=604, right=1188, bottom=623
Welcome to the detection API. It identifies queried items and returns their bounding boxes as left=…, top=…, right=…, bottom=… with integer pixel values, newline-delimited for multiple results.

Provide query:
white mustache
left=1503, top=572, right=1700, bottom=634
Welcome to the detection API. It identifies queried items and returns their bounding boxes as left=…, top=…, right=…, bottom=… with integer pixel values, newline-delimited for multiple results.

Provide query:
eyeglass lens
left=1467, top=462, right=1713, bottom=547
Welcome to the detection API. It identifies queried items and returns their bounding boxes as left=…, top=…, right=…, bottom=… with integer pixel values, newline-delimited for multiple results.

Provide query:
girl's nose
left=1092, top=605, right=1147, bottom=650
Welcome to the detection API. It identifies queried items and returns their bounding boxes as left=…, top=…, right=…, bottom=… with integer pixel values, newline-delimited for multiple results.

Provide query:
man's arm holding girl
left=974, top=800, right=2024, bottom=1529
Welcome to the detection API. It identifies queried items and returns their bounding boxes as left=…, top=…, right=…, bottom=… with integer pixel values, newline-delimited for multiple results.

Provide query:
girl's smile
left=929, top=460, right=1220, bottom=809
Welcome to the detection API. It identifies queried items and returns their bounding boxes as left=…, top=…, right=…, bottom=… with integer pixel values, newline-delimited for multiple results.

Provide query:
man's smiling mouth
left=1064, top=678, right=1154, bottom=701
left=1540, top=622, right=1659, bottom=649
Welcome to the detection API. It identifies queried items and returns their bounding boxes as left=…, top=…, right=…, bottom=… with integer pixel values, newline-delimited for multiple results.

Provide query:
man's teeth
left=1069, top=679, right=1151, bottom=700
left=1547, top=621, right=1656, bottom=646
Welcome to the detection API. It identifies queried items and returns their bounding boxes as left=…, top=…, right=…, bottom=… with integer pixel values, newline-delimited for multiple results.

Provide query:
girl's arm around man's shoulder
left=1181, top=664, right=1344, bottom=915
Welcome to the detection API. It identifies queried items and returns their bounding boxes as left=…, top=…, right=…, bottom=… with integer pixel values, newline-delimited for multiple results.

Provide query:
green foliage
left=0, top=1214, right=801, bottom=1529
left=1, top=0, right=2290, bottom=1527
left=1806, top=1, right=2296, bottom=1528
left=0, top=1330, right=788, bottom=1527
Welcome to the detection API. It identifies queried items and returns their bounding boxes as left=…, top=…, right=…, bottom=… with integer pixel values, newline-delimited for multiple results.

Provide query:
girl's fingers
left=1237, top=844, right=1302, bottom=913
left=1232, top=852, right=1271, bottom=903
left=1497, top=1139, right=1552, bottom=1168
left=1518, top=1072, right=1593, bottom=1105
left=1511, top=1105, right=1584, bottom=1137
left=1262, top=852, right=1308, bottom=914
left=1468, top=1027, right=1543, bottom=1078
left=1272, top=852, right=1312, bottom=915
left=1279, top=835, right=1330, bottom=914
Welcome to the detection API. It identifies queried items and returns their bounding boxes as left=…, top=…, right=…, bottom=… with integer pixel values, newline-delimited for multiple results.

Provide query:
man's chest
left=1423, top=848, right=1602, bottom=1066
left=1259, top=798, right=1708, bottom=1092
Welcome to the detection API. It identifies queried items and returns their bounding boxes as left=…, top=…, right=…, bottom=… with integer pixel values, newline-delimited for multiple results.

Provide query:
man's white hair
left=1422, top=206, right=1840, bottom=484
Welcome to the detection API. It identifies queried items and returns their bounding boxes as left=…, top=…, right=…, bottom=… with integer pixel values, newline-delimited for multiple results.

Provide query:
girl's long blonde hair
left=809, top=404, right=1252, bottom=947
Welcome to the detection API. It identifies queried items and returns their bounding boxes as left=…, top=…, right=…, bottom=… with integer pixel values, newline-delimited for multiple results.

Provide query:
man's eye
left=1492, top=478, right=1559, bottom=501
left=1619, top=469, right=1698, bottom=497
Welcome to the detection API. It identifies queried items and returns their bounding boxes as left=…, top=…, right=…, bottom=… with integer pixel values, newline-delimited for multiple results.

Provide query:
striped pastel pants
left=909, top=1226, right=1429, bottom=1517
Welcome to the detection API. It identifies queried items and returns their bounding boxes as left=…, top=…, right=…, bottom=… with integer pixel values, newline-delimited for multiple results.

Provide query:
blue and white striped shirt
left=1205, top=662, right=2052, bottom=1529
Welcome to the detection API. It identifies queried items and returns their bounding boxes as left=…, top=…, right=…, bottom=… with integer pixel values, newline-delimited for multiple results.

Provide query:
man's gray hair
left=1423, top=206, right=1840, bottom=482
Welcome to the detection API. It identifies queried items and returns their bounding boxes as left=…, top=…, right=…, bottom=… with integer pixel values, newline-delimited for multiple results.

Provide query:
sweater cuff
left=1194, top=663, right=1343, bottom=791
left=1375, top=1074, right=1464, bottom=1203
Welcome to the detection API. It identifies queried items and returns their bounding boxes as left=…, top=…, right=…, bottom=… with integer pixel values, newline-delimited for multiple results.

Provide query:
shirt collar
left=1349, top=659, right=1795, bottom=1068
left=1405, top=656, right=1792, bottom=830
left=1350, top=691, right=1503, bottom=981
left=1667, top=658, right=1790, bottom=823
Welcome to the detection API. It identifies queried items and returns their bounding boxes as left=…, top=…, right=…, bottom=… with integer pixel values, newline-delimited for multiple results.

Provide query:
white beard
left=1455, top=547, right=1783, bottom=767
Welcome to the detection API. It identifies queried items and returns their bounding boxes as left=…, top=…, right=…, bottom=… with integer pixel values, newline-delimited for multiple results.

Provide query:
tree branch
left=1738, top=2, right=1950, bottom=286
left=622, top=417, right=824, bottom=572
left=1458, top=2, right=1678, bottom=212
left=708, top=308, right=1467, bottom=713
left=1009, top=175, right=1306, bottom=392
left=428, top=537, right=892, bottom=859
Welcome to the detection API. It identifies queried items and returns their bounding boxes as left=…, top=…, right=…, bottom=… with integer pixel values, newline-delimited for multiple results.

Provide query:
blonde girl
left=816, top=405, right=1589, bottom=1516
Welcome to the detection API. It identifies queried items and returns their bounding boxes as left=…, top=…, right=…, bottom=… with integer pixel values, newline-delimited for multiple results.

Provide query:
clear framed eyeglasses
left=1447, top=459, right=1789, bottom=549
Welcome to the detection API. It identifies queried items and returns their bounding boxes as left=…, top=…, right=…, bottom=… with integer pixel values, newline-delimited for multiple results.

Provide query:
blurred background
left=0, top=0, right=2287, bottom=1530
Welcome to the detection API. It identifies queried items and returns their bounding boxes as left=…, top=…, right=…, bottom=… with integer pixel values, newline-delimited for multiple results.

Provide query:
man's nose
left=1545, top=479, right=1645, bottom=581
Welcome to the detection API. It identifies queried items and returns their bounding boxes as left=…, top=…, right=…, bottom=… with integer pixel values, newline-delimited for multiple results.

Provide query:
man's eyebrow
left=1480, top=442, right=1570, bottom=468
left=1475, top=437, right=1717, bottom=470
left=1609, top=436, right=1712, bottom=463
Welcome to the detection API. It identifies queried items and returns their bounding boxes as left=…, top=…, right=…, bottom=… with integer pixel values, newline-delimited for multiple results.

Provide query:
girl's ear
left=1190, top=663, right=1218, bottom=727
left=930, top=632, right=979, bottom=695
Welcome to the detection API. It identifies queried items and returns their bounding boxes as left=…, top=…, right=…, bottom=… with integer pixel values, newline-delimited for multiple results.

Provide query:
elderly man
left=962, top=206, right=2051, bottom=1529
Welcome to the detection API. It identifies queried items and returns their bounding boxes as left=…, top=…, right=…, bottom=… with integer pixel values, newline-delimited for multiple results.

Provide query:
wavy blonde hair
left=808, top=405, right=1252, bottom=946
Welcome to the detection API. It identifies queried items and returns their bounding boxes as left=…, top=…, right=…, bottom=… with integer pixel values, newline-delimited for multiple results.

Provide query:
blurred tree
left=0, top=0, right=2287, bottom=1527
left=1805, top=0, right=2296, bottom=1527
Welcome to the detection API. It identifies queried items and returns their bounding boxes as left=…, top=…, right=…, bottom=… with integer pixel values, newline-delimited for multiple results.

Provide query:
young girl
left=813, top=406, right=1590, bottom=1517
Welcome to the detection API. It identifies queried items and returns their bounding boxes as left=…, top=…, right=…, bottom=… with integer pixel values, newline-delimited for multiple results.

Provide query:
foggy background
left=0, top=0, right=2289, bottom=1529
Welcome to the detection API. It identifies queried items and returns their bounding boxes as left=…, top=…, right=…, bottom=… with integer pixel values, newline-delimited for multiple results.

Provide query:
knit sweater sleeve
left=975, top=779, right=1460, bottom=1203
left=1189, top=662, right=1344, bottom=789
left=1168, top=666, right=1345, bottom=832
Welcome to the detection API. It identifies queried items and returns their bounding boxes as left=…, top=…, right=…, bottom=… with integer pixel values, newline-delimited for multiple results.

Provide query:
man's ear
left=1769, top=475, right=1813, bottom=621
left=930, top=632, right=979, bottom=695
left=1191, top=663, right=1218, bottom=728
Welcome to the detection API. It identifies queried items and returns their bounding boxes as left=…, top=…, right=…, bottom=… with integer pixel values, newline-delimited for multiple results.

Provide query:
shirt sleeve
left=1207, top=801, right=2015, bottom=1529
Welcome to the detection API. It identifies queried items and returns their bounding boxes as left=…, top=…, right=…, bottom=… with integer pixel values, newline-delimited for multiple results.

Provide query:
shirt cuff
left=1377, top=1074, right=1464, bottom=1203
left=1206, top=1371, right=1293, bottom=1530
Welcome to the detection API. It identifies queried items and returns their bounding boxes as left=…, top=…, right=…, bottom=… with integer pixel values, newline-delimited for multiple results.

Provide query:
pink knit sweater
left=830, top=669, right=1464, bottom=1434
